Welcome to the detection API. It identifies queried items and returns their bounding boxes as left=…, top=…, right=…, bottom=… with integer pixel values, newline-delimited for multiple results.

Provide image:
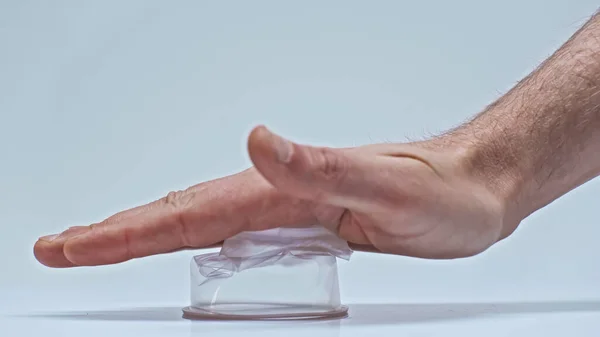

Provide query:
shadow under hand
left=346, top=300, right=600, bottom=325
left=17, top=300, right=600, bottom=324
left=21, top=306, right=185, bottom=322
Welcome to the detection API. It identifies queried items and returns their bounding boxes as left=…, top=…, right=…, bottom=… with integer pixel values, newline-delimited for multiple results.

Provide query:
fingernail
left=39, top=226, right=90, bottom=242
left=270, top=131, right=293, bottom=163
left=39, top=234, right=59, bottom=242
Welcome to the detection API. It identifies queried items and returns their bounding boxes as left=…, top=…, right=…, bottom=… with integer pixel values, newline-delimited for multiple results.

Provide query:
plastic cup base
left=182, top=303, right=349, bottom=321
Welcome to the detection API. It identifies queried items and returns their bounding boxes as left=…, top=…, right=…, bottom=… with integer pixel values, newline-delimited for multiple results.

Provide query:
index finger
left=33, top=168, right=318, bottom=267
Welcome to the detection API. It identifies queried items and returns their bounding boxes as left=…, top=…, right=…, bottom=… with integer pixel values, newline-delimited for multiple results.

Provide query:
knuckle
left=121, top=225, right=135, bottom=261
left=163, top=189, right=196, bottom=247
left=164, top=190, right=194, bottom=210
left=312, top=148, right=348, bottom=183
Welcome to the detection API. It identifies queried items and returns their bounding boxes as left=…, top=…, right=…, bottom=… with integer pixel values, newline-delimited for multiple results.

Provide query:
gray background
left=1, top=1, right=599, bottom=335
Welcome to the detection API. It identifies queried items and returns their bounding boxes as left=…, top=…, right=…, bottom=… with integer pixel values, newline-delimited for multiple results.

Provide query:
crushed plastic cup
left=182, top=226, right=352, bottom=320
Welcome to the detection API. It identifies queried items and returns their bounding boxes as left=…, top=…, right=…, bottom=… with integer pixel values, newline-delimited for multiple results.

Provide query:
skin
left=34, top=12, right=600, bottom=268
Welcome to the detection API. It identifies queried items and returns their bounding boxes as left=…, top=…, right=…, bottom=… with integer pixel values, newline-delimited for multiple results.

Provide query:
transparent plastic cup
left=182, top=226, right=351, bottom=320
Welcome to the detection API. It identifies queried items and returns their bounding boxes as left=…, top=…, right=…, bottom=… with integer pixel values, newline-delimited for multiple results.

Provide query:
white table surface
left=3, top=298, right=600, bottom=336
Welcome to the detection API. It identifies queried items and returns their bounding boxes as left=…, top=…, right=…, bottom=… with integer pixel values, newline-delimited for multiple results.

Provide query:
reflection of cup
left=188, top=317, right=342, bottom=337
left=182, top=251, right=348, bottom=320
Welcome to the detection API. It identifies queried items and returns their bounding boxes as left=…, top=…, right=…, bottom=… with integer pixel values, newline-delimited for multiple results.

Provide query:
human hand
left=34, top=126, right=518, bottom=267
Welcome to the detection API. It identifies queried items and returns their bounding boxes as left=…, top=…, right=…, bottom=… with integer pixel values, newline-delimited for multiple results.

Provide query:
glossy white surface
left=3, top=283, right=600, bottom=336
left=2, top=1, right=600, bottom=336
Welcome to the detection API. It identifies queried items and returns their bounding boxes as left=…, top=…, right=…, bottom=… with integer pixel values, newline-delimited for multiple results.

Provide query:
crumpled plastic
left=194, top=225, right=353, bottom=279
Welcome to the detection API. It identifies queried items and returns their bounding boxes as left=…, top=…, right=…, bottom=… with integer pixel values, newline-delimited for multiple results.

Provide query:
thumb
left=247, top=125, right=382, bottom=210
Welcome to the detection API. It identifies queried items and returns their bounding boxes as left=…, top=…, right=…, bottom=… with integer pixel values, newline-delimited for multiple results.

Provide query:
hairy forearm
left=450, top=12, right=600, bottom=232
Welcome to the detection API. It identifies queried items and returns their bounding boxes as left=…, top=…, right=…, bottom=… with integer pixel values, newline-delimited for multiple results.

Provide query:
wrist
left=431, top=130, right=528, bottom=239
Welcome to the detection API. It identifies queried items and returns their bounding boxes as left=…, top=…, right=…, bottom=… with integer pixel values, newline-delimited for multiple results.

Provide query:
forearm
left=451, top=12, right=600, bottom=232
